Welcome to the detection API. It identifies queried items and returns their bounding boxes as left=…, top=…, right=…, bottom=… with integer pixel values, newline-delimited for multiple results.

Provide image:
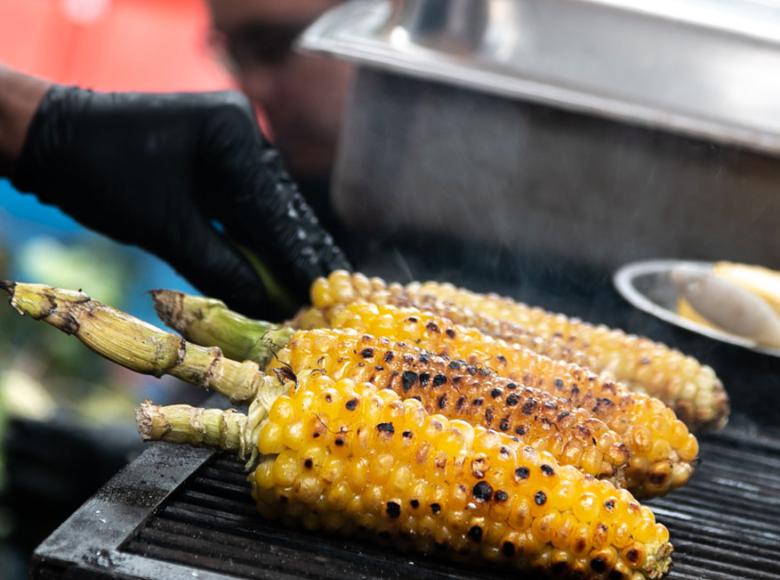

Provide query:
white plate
left=613, top=259, right=780, bottom=358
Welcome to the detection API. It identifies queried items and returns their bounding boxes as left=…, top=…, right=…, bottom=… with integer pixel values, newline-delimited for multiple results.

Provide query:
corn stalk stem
left=3, top=282, right=263, bottom=402
left=152, top=290, right=293, bottom=366
left=136, top=403, right=251, bottom=458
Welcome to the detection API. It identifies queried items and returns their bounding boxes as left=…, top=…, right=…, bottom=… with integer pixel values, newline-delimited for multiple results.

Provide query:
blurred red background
left=0, top=0, right=232, bottom=91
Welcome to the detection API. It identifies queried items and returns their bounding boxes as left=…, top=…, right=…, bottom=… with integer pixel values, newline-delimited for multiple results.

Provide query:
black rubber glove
left=11, top=86, right=350, bottom=318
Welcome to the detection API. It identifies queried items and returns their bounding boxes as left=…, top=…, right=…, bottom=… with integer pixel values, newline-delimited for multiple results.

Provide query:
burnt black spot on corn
left=377, top=422, right=395, bottom=434
left=467, top=525, right=483, bottom=542
left=402, top=371, right=418, bottom=391
left=386, top=501, right=401, bottom=519
left=472, top=481, right=494, bottom=502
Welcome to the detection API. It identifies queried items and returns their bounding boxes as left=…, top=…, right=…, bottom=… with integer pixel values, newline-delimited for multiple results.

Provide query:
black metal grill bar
left=694, top=462, right=780, bottom=491
left=671, top=539, right=780, bottom=572
left=669, top=522, right=780, bottom=564
left=653, top=491, right=780, bottom=521
left=135, top=505, right=516, bottom=580
left=673, top=480, right=780, bottom=509
left=123, top=538, right=303, bottom=580
left=169, top=476, right=780, bottom=574
left=182, top=471, right=780, bottom=558
left=159, top=491, right=780, bottom=576
left=671, top=553, right=780, bottom=580
left=121, top=427, right=780, bottom=579
left=649, top=503, right=779, bottom=538
left=670, top=562, right=765, bottom=580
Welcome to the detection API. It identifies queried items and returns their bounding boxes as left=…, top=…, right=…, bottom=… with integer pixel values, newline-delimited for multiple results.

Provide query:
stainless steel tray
left=301, top=0, right=780, bottom=155
left=614, top=259, right=780, bottom=358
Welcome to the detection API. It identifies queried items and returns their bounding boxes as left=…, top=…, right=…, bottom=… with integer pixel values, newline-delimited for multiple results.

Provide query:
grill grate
left=117, top=422, right=780, bottom=580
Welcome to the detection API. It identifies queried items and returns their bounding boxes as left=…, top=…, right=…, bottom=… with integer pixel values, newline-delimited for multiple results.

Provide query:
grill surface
left=114, top=417, right=780, bottom=580
left=28, top=265, right=780, bottom=580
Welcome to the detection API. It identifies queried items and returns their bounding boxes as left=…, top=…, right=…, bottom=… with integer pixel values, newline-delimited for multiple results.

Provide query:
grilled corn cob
left=138, top=374, right=673, bottom=579
left=151, top=289, right=694, bottom=497
left=3, top=280, right=673, bottom=578
left=311, top=271, right=729, bottom=431
left=306, top=276, right=595, bottom=369
left=305, top=300, right=698, bottom=497
left=151, top=290, right=629, bottom=485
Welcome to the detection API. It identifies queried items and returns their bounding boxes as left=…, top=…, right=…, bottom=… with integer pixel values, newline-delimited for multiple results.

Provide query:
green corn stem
left=137, top=403, right=251, bottom=457
left=152, top=290, right=294, bottom=367
left=2, top=282, right=264, bottom=403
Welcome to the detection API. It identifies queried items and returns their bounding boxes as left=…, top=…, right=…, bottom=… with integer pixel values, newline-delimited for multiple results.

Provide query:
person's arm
left=0, top=66, right=50, bottom=176
left=3, top=71, right=349, bottom=317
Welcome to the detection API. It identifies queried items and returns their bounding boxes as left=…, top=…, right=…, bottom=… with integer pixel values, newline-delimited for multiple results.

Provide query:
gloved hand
left=11, top=86, right=350, bottom=318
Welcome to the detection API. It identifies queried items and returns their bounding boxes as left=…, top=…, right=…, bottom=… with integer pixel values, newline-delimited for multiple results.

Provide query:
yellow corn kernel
left=258, top=421, right=284, bottom=455
left=254, top=457, right=275, bottom=490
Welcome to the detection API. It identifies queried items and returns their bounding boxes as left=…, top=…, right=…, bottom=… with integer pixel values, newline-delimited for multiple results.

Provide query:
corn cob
left=303, top=300, right=699, bottom=498
left=3, top=281, right=673, bottom=578
left=152, top=290, right=692, bottom=498
left=306, top=276, right=596, bottom=369
left=152, top=290, right=629, bottom=485
left=138, top=375, right=673, bottom=579
left=311, top=271, right=729, bottom=431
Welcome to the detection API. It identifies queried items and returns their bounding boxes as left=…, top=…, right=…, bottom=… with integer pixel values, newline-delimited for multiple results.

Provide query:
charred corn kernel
left=303, top=301, right=695, bottom=497
left=310, top=271, right=728, bottom=431
left=265, top=328, right=630, bottom=487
